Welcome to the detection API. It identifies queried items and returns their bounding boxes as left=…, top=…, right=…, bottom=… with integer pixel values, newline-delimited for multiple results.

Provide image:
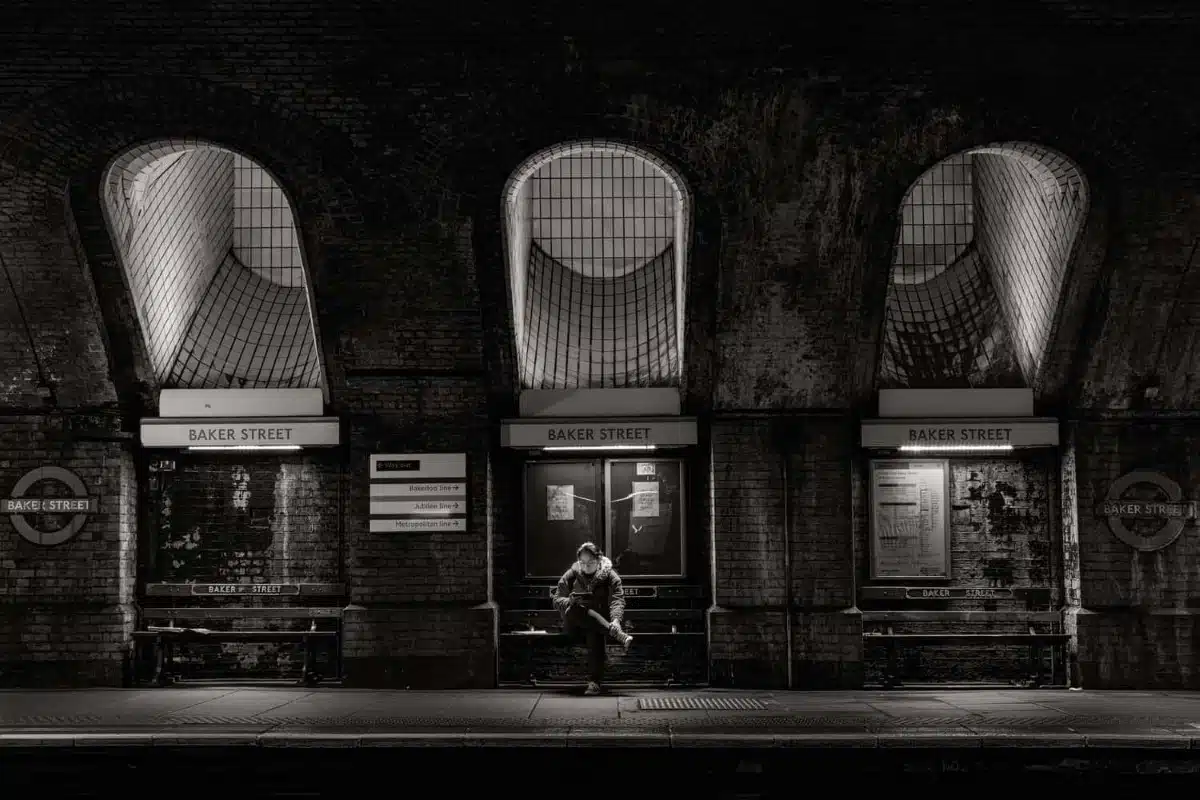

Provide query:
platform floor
left=2, top=686, right=1200, bottom=749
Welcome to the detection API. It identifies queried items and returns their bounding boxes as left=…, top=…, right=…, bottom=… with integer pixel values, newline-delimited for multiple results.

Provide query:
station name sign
left=860, top=419, right=1059, bottom=449
left=191, top=583, right=301, bottom=596
left=500, top=417, right=698, bottom=449
left=860, top=586, right=1050, bottom=601
left=906, top=427, right=1013, bottom=443
left=3, top=498, right=95, bottom=513
left=903, top=587, right=1013, bottom=600
left=1101, top=470, right=1197, bottom=552
left=140, top=417, right=341, bottom=448
left=1100, top=500, right=1198, bottom=519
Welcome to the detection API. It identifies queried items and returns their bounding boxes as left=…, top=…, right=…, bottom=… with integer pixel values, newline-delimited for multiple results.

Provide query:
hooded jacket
left=553, top=555, right=626, bottom=626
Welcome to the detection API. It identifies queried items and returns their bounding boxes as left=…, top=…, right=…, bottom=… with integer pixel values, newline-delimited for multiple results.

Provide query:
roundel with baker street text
left=1099, top=470, right=1196, bottom=552
left=3, top=466, right=98, bottom=546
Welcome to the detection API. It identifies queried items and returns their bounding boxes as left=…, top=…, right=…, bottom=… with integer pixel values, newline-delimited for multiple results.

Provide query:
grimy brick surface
left=0, top=4, right=1197, bottom=688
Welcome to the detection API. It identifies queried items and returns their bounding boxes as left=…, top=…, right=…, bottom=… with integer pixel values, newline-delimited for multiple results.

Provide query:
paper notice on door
left=631, top=481, right=660, bottom=518
left=636, top=462, right=656, bottom=476
left=547, top=485, right=575, bottom=521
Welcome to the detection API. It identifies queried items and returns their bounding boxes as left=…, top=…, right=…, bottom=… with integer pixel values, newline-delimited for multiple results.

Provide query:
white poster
left=547, top=485, right=575, bottom=521
left=870, top=460, right=949, bottom=579
left=631, top=481, right=660, bottom=518
left=636, top=462, right=656, bottom=476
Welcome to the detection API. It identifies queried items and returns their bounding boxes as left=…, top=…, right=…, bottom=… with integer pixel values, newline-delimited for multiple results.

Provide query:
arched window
left=102, top=140, right=324, bottom=389
left=880, top=142, right=1088, bottom=388
left=502, top=141, right=691, bottom=390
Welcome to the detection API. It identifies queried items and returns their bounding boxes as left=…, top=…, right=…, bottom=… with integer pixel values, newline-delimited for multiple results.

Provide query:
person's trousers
left=563, top=605, right=611, bottom=683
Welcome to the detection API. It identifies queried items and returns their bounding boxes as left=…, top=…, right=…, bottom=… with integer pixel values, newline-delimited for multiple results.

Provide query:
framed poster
left=868, top=459, right=951, bottom=580
left=606, top=459, right=685, bottom=578
left=523, top=461, right=603, bottom=578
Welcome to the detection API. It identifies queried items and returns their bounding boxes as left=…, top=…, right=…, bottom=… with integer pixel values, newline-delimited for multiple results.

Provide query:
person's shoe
left=584, top=681, right=602, bottom=696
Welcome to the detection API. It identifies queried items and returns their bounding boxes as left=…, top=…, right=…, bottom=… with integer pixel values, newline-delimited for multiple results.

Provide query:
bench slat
left=502, top=631, right=705, bottom=638
left=865, top=633, right=1068, bottom=643
left=502, top=609, right=703, bottom=625
left=504, top=584, right=705, bottom=601
left=133, top=630, right=339, bottom=641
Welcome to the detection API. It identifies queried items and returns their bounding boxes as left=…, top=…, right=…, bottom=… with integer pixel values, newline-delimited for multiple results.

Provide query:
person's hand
left=566, top=594, right=579, bottom=608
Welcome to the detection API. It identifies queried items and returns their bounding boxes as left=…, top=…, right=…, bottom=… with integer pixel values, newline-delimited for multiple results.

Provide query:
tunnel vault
left=102, top=140, right=325, bottom=391
left=502, top=141, right=692, bottom=390
left=880, top=142, right=1088, bottom=389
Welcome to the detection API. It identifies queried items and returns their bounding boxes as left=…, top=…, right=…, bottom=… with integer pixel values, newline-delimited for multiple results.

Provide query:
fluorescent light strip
left=899, top=444, right=1014, bottom=453
left=542, top=445, right=657, bottom=452
left=187, top=445, right=303, bottom=452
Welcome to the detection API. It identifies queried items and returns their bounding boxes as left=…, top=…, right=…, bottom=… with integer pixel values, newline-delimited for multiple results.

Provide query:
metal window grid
left=880, top=144, right=1088, bottom=388
left=507, top=145, right=686, bottom=390
left=103, top=141, right=322, bottom=390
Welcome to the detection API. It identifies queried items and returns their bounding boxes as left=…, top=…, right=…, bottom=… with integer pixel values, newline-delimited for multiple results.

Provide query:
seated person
left=553, top=542, right=634, bottom=695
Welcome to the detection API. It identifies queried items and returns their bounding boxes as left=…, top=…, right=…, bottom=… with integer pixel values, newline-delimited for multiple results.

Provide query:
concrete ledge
left=4, top=730, right=1200, bottom=750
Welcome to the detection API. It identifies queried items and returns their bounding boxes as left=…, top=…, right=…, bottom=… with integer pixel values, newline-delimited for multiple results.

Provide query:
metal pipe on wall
left=782, top=449, right=794, bottom=690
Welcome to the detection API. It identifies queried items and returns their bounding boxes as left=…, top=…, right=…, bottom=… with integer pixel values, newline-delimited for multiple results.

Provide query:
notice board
left=868, top=459, right=951, bottom=580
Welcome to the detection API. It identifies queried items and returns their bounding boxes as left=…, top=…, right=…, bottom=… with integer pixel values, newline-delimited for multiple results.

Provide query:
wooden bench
left=859, top=587, right=1066, bottom=687
left=864, top=626, right=1070, bottom=688
left=134, top=606, right=343, bottom=687
left=500, top=607, right=706, bottom=687
left=503, top=583, right=706, bottom=605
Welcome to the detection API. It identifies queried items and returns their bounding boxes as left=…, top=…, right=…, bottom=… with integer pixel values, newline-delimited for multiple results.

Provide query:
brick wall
left=709, top=416, right=859, bottom=688
left=340, top=378, right=494, bottom=689
left=147, top=453, right=340, bottom=585
left=0, top=414, right=135, bottom=686
left=1074, top=421, right=1200, bottom=688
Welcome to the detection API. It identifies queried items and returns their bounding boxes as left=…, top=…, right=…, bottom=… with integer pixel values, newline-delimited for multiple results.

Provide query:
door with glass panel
left=523, top=458, right=685, bottom=579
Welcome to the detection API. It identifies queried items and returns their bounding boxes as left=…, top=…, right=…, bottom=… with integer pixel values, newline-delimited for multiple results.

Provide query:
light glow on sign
left=187, top=445, right=302, bottom=452
left=543, top=445, right=657, bottom=452
left=899, top=444, right=1014, bottom=453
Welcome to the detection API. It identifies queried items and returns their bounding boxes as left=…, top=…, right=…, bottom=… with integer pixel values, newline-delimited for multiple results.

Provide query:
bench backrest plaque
left=192, top=583, right=301, bottom=596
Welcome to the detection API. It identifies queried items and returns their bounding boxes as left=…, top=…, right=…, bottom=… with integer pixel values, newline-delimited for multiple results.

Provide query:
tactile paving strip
left=638, top=696, right=769, bottom=711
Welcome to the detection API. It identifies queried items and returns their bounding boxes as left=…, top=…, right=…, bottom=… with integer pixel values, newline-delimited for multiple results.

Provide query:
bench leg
left=1027, top=643, right=1043, bottom=688
left=884, top=641, right=901, bottom=689
left=150, top=635, right=171, bottom=687
left=300, top=635, right=321, bottom=687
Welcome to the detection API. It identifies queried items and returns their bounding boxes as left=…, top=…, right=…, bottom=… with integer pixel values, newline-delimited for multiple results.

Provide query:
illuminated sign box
left=500, top=417, right=698, bottom=449
left=140, top=417, right=341, bottom=448
left=860, top=418, right=1059, bottom=449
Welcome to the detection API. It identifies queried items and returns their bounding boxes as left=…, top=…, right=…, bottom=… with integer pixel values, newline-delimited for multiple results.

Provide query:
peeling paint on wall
left=231, top=466, right=250, bottom=511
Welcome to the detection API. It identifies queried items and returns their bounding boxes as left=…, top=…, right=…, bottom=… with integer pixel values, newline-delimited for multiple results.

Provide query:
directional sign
left=369, top=499, right=466, bottom=516
left=369, top=518, right=468, bottom=533
left=369, top=453, right=468, bottom=533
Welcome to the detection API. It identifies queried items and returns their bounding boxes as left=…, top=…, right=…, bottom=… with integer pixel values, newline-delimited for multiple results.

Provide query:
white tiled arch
left=101, top=138, right=326, bottom=391
left=881, top=141, right=1089, bottom=388
left=502, top=139, right=692, bottom=390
